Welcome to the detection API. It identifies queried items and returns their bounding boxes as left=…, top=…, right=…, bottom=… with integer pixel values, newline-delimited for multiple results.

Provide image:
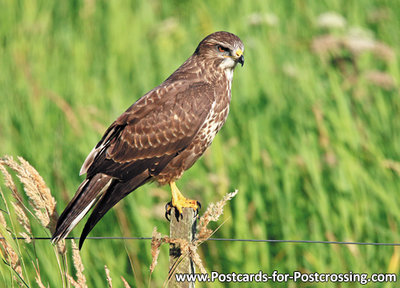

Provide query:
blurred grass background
left=1, top=0, right=400, bottom=287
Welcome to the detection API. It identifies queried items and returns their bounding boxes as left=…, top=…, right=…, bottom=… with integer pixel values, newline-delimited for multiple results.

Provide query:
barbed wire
left=1, top=236, right=400, bottom=246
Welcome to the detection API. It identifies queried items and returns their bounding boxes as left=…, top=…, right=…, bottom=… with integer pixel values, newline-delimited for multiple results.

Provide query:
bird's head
left=195, top=31, right=244, bottom=70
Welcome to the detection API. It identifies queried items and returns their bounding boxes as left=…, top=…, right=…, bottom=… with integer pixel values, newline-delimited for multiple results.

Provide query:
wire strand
left=2, top=236, right=400, bottom=246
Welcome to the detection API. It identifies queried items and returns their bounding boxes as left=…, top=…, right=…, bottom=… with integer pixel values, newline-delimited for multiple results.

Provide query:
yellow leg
left=169, top=181, right=199, bottom=215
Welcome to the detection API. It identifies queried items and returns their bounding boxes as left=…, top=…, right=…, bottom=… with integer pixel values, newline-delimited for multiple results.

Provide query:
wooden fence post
left=168, top=208, right=197, bottom=288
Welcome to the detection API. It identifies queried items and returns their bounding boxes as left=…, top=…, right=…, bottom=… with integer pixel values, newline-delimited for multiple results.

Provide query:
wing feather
left=82, top=81, right=214, bottom=180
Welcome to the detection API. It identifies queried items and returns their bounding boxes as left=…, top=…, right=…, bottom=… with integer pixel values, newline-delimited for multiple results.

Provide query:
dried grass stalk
left=71, top=240, right=87, bottom=288
left=0, top=164, right=20, bottom=200
left=0, top=156, right=58, bottom=232
left=188, top=243, right=206, bottom=274
left=105, top=265, right=113, bottom=288
left=0, top=210, right=24, bottom=282
left=35, top=275, right=47, bottom=288
left=150, top=191, right=238, bottom=275
left=311, top=34, right=343, bottom=57
left=66, top=273, right=81, bottom=288
left=0, top=156, right=66, bottom=254
left=197, top=190, right=238, bottom=241
left=382, top=159, right=400, bottom=176
left=150, top=227, right=162, bottom=273
left=0, top=163, right=33, bottom=243
left=14, top=204, right=32, bottom=243
left=0, top=155, right=70, bottom=285
left=365, top=70, right=395, bottom=90
left=34, top=263, right=47, bottom=288
left=312, top=32, right=394, bottom=65
left=121, top=276, right=131, bottom=288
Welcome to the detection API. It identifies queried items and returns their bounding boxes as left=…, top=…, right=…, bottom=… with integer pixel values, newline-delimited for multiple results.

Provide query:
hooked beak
left=235, top=48, right=244, bottom=67
left=238, top=55, right=244, bottom=66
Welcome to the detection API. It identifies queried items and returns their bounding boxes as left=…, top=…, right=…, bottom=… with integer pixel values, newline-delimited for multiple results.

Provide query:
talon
left=176, top=209, right=183, bottom=222
left=165, top=201, right=172, bottom=221
left=193, top=201, right=202, bottom=218
left=165, top=182, right=200, bottom=221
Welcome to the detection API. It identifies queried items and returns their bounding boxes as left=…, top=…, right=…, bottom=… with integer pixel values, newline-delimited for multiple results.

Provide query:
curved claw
left=177, top=210, right=183, bottom=221
left=164, top=200, right=201, bottom=221
left=165, top=201, right=172, bottom=221
left=193, top=201, right=202, bottom=218
left=165, top=201, right=184, bottom=221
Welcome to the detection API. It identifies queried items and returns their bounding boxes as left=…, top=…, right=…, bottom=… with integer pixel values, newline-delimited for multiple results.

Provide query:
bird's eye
left=217, top=45, right=229, bottom=53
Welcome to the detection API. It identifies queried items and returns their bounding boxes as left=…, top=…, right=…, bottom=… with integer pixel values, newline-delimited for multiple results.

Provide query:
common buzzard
left=52, top=31, right=244, bottom=248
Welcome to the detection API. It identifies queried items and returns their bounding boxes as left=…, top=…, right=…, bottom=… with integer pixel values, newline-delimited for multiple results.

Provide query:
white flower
left=248, top=13, right=279, bottom=27
left=282, top=63, right=297, bottom=78
left=317, top=12, right=347, bottom=29
left=344, top=27, right=375, bottom=53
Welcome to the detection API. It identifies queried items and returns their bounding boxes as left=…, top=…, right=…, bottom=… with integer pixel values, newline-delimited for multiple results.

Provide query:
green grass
left=1, top=0, right=400, bottom=287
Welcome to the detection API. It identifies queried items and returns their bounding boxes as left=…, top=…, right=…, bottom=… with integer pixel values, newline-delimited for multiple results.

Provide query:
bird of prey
left=52, top=31, right=244, bottom=248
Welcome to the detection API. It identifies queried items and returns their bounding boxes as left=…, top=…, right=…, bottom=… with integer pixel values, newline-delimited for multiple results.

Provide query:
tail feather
left=51, top=173, right=112, bottom=243
left=79, top=171, right=150, bottom=249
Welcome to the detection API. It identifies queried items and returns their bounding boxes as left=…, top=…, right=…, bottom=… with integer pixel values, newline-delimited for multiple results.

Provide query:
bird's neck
left=168, top=55, right=233, bottom=88
left=224, top=68, right=234, bottom=83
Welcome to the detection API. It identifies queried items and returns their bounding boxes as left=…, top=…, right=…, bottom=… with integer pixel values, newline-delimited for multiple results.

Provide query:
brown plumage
left=52, top=31, right=244, bottom=248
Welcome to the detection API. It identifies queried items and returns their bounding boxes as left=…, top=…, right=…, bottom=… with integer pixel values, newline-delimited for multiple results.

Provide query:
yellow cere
left=235, top=48, right=243, bottom=57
